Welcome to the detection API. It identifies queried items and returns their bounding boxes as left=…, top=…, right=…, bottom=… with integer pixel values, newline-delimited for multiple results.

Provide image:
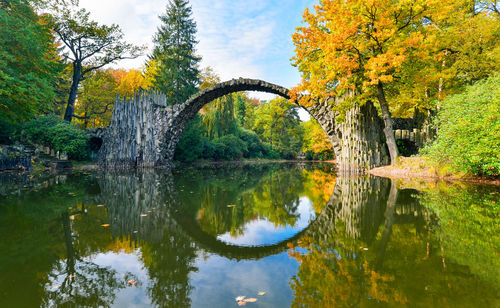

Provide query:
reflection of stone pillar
left=93, top=170, right=180, bottom=242
left=92, top=170, right=196, bottom=307
left=330, top=176, right=390, bottom=243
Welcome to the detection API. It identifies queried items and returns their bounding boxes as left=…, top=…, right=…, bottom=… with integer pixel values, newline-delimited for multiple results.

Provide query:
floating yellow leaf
left=235, top=296, right=245, bottom=301
left=68, top=275, right=75, bottom=279
left=258, top=292, right=266, bottom=296
left=97, top=204, right=105, bottom=207
left=128, top=279, right=136, bottom=285
left=69, top=215, right=75, bottom=220
left=244, top=298, right=257, bottom=302
left=140, top=214, right=148, bottom=217
left=237, top=301, right=246, bottom=306
left=227, top=204, right=236, bottom=208
left=101, top=224, right=110, bottom=227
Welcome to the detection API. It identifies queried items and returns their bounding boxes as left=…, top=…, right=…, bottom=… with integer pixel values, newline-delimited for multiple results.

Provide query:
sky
left=77, top=0, right=317, bottom=104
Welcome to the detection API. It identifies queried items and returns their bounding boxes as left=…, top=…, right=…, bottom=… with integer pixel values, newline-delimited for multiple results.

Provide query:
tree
left=149, top=0, right=201, bottom=105
left=301, top=119, right=335, bottom=160
left=75, top=69, right=118, bottom=129
left=0, top=0, right=63, bottom=123
left=110, top=68, right=148, bottom=97
left=291, top=0, right=454, bottom=164
left=252, top=97, right=304, bottom=157
left=51, top=7, right=143, bottom=122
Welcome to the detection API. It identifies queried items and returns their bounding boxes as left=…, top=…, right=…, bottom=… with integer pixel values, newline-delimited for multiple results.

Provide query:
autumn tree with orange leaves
left=291, top=0, right=456, bottom=164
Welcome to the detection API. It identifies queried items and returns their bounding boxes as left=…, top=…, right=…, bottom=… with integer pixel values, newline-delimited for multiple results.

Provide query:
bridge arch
left=159, top=78, right=342, bottom=163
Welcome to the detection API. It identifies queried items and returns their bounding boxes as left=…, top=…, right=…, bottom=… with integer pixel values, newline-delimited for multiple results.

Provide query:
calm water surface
left=0, top=163, right=498, bottom=307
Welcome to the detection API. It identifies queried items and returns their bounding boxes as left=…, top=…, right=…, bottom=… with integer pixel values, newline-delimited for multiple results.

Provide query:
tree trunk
left=64, top=63, right=82, bottom=122
left=377, top=81, right=399, bottom=164
left=376, top=180, right=398, bottom=268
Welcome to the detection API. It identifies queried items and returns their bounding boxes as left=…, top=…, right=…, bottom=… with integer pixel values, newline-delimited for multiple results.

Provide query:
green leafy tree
left=51, top=7, right=143, bottom=122
left=422, top=75, right=500, bottom=176
left=150, top=0, right=201, bottom=105
left=0, top=0, right=63, bottom=123
left=75, top=69, right=118, bottom=129
left=234, top=94, right=247, bottom=126
left=252, top=97, right=304, bottom=158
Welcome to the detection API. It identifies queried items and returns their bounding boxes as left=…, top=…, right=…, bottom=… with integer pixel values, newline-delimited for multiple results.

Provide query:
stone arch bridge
left=97, top=78, right=390, bottom=170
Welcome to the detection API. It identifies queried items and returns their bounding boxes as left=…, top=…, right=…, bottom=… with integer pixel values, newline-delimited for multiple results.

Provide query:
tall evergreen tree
left=150, top=0, right=201, bottom=105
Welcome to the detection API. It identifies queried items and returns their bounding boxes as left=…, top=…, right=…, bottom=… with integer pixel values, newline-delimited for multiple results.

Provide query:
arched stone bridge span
left=98, top=78, right=389, bottom=170
left=170, top=187, right=340, bottom=260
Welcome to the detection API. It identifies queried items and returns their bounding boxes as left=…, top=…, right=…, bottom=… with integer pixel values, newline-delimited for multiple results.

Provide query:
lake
left=0, top=162, right=498, bottom=307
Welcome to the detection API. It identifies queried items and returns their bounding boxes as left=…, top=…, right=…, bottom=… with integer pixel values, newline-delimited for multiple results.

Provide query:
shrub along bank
left=422, top=75, right=500, bottom=177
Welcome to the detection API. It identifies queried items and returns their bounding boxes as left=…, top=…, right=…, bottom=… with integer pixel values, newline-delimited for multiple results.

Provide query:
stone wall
left=393, top=110, right=435, bottom=149
left=0, top=144, right=32, bottom=171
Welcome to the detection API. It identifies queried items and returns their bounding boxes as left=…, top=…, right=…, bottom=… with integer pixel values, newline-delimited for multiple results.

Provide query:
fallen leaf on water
left=140, top=214, right=148, bottom=217
left=227, top=204, right=236, bottom=208
left=68, top=275, right=75, bottom=279
left=69, top=215, right=75, bottom=220
left=244, top=298, right=257, bottom=302
left=133, top=230, right=138, bottom=233
left=237, top=301, right=246, bottom=306
left=258, top=292, right=266, bottom=296
left=235, top=296, right=245, bottom=301
left=147, top=210, right=152, bottom=213
left=128, top=280, right=136, bottom=285
left=363, top=248, right=368, bottom=251
left=97, top=204, right=105, bottom=207
left=101, top=224, right=110, bottom=227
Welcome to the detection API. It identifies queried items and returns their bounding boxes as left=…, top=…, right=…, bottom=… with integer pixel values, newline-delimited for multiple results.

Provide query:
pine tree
left=150, top=0, right=201, bottom=105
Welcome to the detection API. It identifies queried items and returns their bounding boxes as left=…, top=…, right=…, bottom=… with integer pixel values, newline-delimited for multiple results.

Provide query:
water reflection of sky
left=217, top=196, right=316, bottom=246
left=190, top=252, right=298, bottom=307
left=46, top=248, right=299, bottom=307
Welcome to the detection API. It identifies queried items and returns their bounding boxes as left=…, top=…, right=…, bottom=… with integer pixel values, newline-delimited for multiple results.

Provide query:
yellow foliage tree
left=301, top=119, right=334, bottom=159
left=110, top=68, right=148, bottom=97
left=291, top=0, right=456, bottom=164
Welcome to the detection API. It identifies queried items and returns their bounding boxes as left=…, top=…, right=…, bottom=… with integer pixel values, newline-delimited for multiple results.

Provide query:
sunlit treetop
left=291, top=0, right=454, bottom=106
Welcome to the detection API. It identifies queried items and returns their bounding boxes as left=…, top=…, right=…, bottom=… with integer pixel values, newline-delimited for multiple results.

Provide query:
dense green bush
left=175, top=120, right=277, bottom=162
left=304, top=150, right=335, bottom=161
left=0, top=118, right=20, bottom=144
left=212, top=135, right=247, bottom=160
left=21, top=115, right=90, bottom=160
left=174, top=115, right=207, bottom=162
left=237, top=128, right=266, bottom=158
left=422, top=75, right=500, bottom=177
left=47, top=123, right=90, bottom=160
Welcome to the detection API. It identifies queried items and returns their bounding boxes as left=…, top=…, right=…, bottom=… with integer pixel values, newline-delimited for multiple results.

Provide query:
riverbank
left=368, top=157, right=500, bottom=185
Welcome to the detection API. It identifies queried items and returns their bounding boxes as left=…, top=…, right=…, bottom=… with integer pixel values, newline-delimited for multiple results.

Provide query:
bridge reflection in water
left=55, top=164, right=432, bottom=307
left=1, top=163, right=497, bottom=307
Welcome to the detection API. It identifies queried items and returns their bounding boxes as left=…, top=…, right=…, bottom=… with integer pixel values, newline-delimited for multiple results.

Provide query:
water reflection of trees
left=289, top=176, right=500, bottom=307
left=175, top=164, right=336, bottom=238
left=2, top=165, right=498, bottom=307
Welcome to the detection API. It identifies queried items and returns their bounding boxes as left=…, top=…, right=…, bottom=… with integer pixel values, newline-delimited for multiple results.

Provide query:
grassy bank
left=369, top=157, right=500, bottom=185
